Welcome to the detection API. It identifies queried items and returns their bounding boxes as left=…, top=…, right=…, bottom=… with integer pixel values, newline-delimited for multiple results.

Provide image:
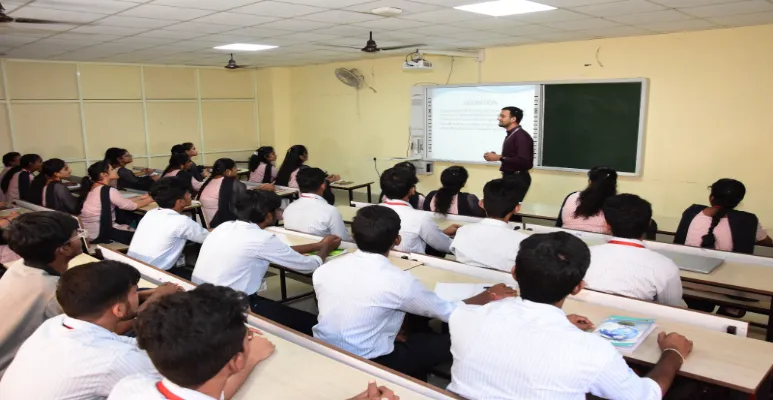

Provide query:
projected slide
left=429, top=85, right=538, bottom=164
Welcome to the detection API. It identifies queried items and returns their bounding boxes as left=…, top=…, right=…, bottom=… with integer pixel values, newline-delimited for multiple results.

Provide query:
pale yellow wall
left=0, top=60, right=261, bottom=174
left=287, top=24, right=773, bottom=228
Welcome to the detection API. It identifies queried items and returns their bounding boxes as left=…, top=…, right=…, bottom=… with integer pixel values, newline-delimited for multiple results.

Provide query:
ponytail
left=250, top=146, right=275, bottom=183
left=575, top=166, right=618, bottom=218
left=78, top=160, right=111, bottom=208
left=1, top=153, right=42, bottom=194
left=196, top=158, right=235, bottom=200
left=700, top=178, right=746, bottom=249
left=163, top=153, right=190, bottom=177
left=275, top=145, right=307, bottom=186
left=434, top=166, right=468, bottom=216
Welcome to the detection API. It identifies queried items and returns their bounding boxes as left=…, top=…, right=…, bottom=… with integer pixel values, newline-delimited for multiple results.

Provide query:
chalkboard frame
left=419, top=78, right=648, bottom=176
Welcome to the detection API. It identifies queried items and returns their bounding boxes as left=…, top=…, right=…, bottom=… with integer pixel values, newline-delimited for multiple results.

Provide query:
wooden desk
left=68, top=253, right=155, bottom=288
left=0, top=206, right=33, bottom=218
left=330, top=181, right=374, bottom=203
left=408, top=265, right=773, bottom=394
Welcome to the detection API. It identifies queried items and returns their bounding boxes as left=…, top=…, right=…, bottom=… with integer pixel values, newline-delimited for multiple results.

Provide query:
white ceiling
left=0, top=0, right=772, bottom=67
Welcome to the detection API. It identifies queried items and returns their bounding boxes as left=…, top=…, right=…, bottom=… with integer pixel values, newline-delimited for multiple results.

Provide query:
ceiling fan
left=224, top=54, right=249, bottom=69
left=0, top=2, right=81, bottom=24
left=322, top=31, right=425, bottom=53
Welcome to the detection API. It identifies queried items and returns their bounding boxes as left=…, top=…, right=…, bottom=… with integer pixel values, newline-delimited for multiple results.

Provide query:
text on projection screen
left=429, top=85, right=537, bottom=164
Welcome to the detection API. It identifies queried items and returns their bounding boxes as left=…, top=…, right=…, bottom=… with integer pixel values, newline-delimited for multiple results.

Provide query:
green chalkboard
left=541, top=82, right=644, bottom=174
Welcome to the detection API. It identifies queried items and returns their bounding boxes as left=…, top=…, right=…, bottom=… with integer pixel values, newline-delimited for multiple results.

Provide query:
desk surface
left=68, top=253, right=155, bottom=288
left=280, top=233, right=422, bottom=271
left=0, top=206, right=33, bottom=217
left=330, top=181, right=374, bottom=190
left=681, top=260, right=773, bottom=296
left=408, top=265, right=773, bottom=393
left=139, top=200, right=202, bottom=213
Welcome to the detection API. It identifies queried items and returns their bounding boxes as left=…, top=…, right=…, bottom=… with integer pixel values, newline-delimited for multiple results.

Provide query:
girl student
left=197, top=158, right=249, bottom=228
left=249, top=146, right=278, bottom=184
left=423, top=166, right=484, bottom=217
left=556, top=166, right=618, bottom=234
left=162, top=153, right=204, bottom=193
left=1, top=154, right=42, bottom=204
left=28, top=159, right=80, bottom=214
left=105, top=148, right=159, bottom=191
left=275, top=145, right=338, bottom=205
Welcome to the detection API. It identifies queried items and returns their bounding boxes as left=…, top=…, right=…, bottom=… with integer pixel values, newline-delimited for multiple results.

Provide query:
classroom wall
left=0, top=60, right=261, bottom=176
left=287, top=24, right=773, bottom=228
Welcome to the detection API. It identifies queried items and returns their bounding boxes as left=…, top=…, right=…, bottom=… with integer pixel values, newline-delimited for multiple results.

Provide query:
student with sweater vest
left=675, top=178, right=772, bottom=254
left=105, top=148, right=159, bottom=191
left=423, top=166, right=484, bottom=217
left=197, top=158, right=249, bottom=228
left=27, top=159, right=81, bottom=215
left=0, top=152, right=20, bottom=203
left=1, top=154, right=42, bottom=204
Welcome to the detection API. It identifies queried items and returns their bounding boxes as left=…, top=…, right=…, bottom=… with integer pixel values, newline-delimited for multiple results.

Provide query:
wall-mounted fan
left=323, top=31, right=424, bottom=53
left=335, top=68, right=376, bottom=93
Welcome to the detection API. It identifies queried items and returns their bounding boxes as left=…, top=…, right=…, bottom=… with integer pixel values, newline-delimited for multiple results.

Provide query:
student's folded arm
left=658, top=272, right=686, bottom=308
left=419, top=217, right=453, bottom=253
left=588, top=352, right=662, bottom=400
left=398, top=277, right=459, bottom=322
left=330, top=211, right=352, bottom=241
left=181, top=218, right=210, bottom=243
left=263, top=236, right=322, bottom=274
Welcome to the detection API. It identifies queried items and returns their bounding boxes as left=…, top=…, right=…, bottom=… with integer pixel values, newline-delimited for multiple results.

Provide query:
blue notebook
left=593, top=316, right=656, bottom=353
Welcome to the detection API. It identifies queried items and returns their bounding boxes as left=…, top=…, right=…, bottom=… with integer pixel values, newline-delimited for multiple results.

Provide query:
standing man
left=484, top=106, right=534, bottom=195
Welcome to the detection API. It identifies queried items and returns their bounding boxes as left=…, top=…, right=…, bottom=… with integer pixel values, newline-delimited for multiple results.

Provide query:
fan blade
left=12, top=17, right=72, bottom=24
left=380, top=44, right=427, bottom=51
left=318, top=44, right=361, bottom=50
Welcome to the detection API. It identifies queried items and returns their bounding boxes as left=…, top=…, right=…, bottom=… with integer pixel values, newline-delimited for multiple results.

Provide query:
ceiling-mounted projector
left=403, top=49, right=433, bottom=70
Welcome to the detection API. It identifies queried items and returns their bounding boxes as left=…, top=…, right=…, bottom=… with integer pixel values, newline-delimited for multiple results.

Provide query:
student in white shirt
left=584, top=194, right=684, bottom=307
left=379, top=167, right=460, bottom=255
left=448, top=231, right=693, bottom=400
left=313, top=205, right=515, bottom=381
left=283, top=167, right=352, bottom=240
left=193, top=190, right=341, bottom=335
left=128, top=177, right=210, bottom=279
left=451, top=177, right=530, bottom=272
left=0, top=260, right=181, bottom=399
left=0, top=212, right=83, bottom=378
left=108, top=284, right=275, bottom=400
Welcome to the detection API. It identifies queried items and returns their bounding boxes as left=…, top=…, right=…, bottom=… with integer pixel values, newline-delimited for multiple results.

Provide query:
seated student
left=450, top=178, right=529, bottom=272
left=275, top=145, right=337, bottom=205
left=162, top=153, right=203, bottom=193
left=193, top=190, right=341, bottom=334
left=0, top=212, right=83, bottom=378
left=1, top=153, right=42, bottom=204
left=79, top=161, right=154, bottom=244
left=379, top=167, right=459, bottom=254
left=105, top=148, right=159, bottom=191
left=0, top=260, right=179, bottom=399
left=27, top=158, right=81, bottom=214
left=584, top=194, right=684, bottom=307
left=0, top=211, right=21, bottom=266
left=249, top=146, right=278, bottom=184
left=675, top=178, right=772, bottom=254
left=447, top=231, right=693, bottom=399
left=314, top=205, right=515, bottom=381
left=423, top=166, right=484, bottom=217
left=0, top=152, right=20, bottom=203
left=283, top=167, right=352, bottom=240
left=107, top=284, right=275, bottom=400
left=197, top=158, right=249, bottom=228
left=380, top=161, right=425, bottom=209
left=556, top=166, right=617, bottom=234
left=128, top=178, right=210, bottom=279
left=180, top=142, right=208, bottom=182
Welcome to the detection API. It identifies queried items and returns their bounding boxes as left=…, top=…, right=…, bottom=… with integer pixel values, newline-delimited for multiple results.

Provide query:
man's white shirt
left=128, top=207, right=209, bottom=270
left=283, top=193, right=351, bottom=240
left=380, top=199, right=452, bottom=254
left=451, top=219, right=528, bottom=272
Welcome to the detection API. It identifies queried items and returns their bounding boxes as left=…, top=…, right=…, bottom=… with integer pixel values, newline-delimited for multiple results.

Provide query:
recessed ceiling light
left=454, top=0, right=555, bottom=17
left=214, top=43, right=277, bottom=51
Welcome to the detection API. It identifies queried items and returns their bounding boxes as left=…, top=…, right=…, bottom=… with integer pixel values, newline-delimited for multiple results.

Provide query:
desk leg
left=348, top=189, right=354, bottom=203
left=367, top=184, right=372, bottom=203
left=767, top=300, right=773, bottom=342
left=279, top=269, right=287, bottom=301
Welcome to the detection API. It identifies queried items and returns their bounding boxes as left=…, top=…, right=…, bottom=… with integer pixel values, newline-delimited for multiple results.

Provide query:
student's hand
left=6, top=211, right=19, bottom=220
left=151, top=174, right=160, bottom=181
left=348, top=381, right=400, bottom=400
left=246, top=331, right=275, bottom=366
left=135, top=194, right=151, bottom=201
left=486, top=283, right=517, bottom=301
left=442, top=224, right=461, bottom=236
left=258, top=183, right=276, bottom=192
left=566, top=314, right=595, bottom=331
left=657, top=332, right=693, bottom=361
left=484, top=152, right=502, bottom=162
left=319, top=235, right=342, bottom=252
left=149, top=283, right=183, bottom=299
left=143, top=168, right=155, bottom=175
left=202, top=169, right=211, bottom=178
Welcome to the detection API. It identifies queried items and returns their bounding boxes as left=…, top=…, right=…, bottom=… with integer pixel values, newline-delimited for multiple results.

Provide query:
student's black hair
left=380, top=167, right=418, bottom=200
left=602, top=194, right=652, bottom=239
left=2, top=152, right=20, bottom=167
left=104, top=147, right=129, bottom=168
left=393, top=161, right=417, bottom=175
left=181, top=142, right=195, bottom=152
left=136, top=284, right=249, bottom=387
left=434, top=166, right=468, bottom=216
left=56, top=260, right=140, bottom=319
left=702, top=178, right=746, bottom=249
left=296, top=167, right=327, bottom=194
left=170, top=144, right=185, bottom=155
left=30, top=158, right=67, bottom=204
left=1, top=154, right=42, bottom=193
left=247, top=146, right=274, bottom=176
left=6, top=211, right=79, bottom=264
left=352, top=205, right=401, bottom=254
left=150, top=177, right=190, bottom=209
left=502, top=106, right=524, bottom=123
left=197, top=158, right=235, bottom=199
left=78, top=160, right=111, bottom=208
left=575, top=166, right=618, bottom=219
left=482, top=178, right=527, bottom=218
left=234, top=190, right=282, bottom=225
left=163, top=153, right=190, bottom=176
left=275, top=145, right=308, bottom=186
left=515, top=232, right=591, bottom=304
